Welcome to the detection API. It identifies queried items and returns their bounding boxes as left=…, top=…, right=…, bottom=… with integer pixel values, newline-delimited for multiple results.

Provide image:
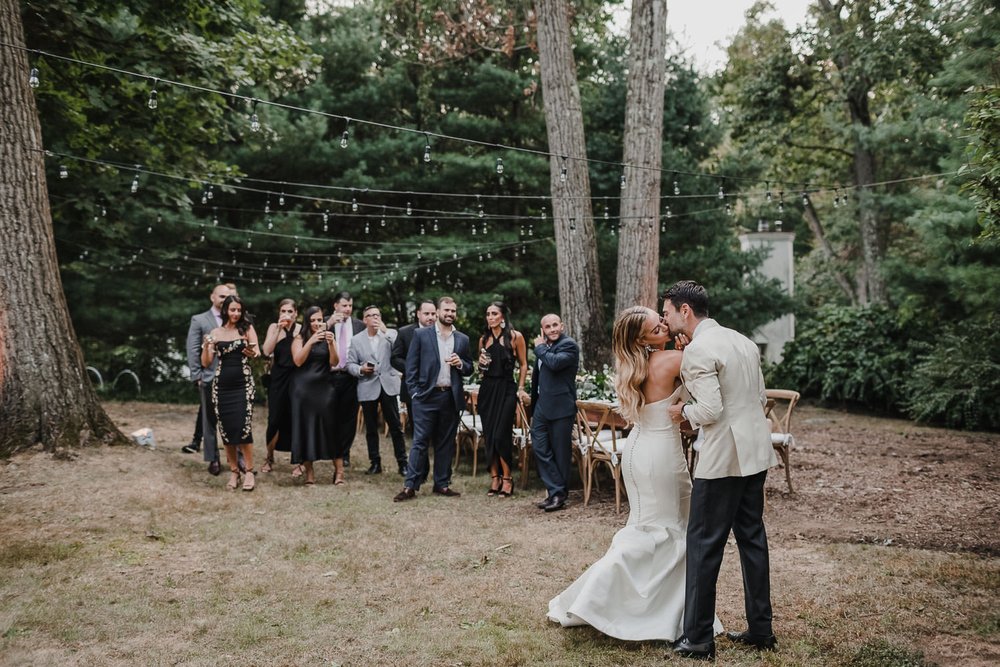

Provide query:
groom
left=663, top=280, right=778, bottom=660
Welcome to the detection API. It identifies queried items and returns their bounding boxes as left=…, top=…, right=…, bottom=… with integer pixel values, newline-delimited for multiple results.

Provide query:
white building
left=739, top=227, right=795, bottom=364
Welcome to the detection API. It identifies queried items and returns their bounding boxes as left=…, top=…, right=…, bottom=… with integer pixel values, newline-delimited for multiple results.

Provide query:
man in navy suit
left=529, top=314, right=580, bottom=512
left=394, top=296, right=474, bottom=501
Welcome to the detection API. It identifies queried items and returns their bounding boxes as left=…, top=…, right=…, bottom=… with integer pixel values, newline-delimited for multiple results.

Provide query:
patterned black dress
left=265, top=331, right=296, bottom=452
left=477, top=335, right=517, bottom=470
left=212, top=339, right=255, bottom=445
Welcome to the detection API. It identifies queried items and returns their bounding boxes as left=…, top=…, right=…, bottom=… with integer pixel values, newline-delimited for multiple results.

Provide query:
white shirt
left=435, top=322, right=455, bottom=388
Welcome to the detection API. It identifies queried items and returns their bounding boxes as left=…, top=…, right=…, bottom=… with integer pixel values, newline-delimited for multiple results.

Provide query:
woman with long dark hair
left=200, top=294, right=260, bottom=491
left=289, top=306, right=339, bottom=486
left=260, top=298, right=300, bottom=473
left=476, top=301, right=528, bottom=497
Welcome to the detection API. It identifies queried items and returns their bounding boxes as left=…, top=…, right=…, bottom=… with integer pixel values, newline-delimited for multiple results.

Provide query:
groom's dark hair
left=662, top=281, right=709, bottom=318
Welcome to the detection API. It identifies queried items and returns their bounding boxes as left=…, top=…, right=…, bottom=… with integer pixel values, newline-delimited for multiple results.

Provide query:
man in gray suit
left=347, top=305, right=407, bottom=476
left=185, top=283, right=230, bottom=475
left=664, top=280, right=778, bottom=660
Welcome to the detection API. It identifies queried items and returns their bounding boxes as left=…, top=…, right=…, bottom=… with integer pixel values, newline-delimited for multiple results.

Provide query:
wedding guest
left=347, top=306, right=407, bottom=476
left=394, top=296, right=474, bottom=502
left=290, top=307, right=340, bottom=485
left=663, top=280, right=778, bottom=659
left=326, top=291, right=365, bottom=468
left=548, top=306, right=722, bottom=641
left=184, top=283, right=231, bottom=474
left=476, top=302, right=528, bottom=497
left=200, top=294, right=259, bottom=491
left=260, top=299, right=300, bottom=473
left=529, top=314, right=579, bottom=512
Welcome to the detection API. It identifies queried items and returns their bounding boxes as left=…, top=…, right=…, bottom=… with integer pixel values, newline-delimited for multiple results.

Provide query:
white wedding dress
left=547, top=388, right=723, bottom=641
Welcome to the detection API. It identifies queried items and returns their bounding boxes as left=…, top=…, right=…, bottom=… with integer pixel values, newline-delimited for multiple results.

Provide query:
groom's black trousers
left=683, top=470, right=773, bottom=644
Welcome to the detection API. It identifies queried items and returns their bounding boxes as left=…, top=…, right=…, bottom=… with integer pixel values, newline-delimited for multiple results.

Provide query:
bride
left=547, top=306, right=721, bottom=641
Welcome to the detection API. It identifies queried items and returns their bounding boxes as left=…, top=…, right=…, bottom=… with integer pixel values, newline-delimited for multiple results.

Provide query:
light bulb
left=364, top=222, right=370, bottom=234
left=570, top=218, right=577, bottom=232
left=541, top=207, right=546, bottom=221
left=560, top=165, right=567, bottom=183
left=147, top=87, right=158, bottom=110
left=604, top=206, right=609, bottom=220
left=406, top=202, right=412, bottom=216
left=28, top=67, right=39, bottom=89
left=423, top=143, right=431, bottom=162
left=250, top=113, right=260, bottom=132
left=496, top=157, right=504, bottom=174
left=341, top=130, right=349, bottom=149
left=267, top=217, right=273, bottom=230
left=206, top=185, right=213, bottom=200
left=278, top=193, right=285, bottom=207
left=718, top=185, right=725, bottom=200
left=673, top=180, right=680, bottom=195
left=131, top=174, right=139, bottom=193
left=620, top=173, right=626, bottom=188
left=323, top=210, right=329, bottom=223
left=666, top=205, right=672, bottom=219
left=478, top=205, right=484, bottom=219
left=725, top=203, right=733, bottom=216
left=433, top=220, right=439, bottom=232
left=351, top=197, right=358, bottom=212
left=801, top=192, right=809, bottom=207
left=264, top=199, right=270, bottom=214
left=59, top=165, right=68, bottom=179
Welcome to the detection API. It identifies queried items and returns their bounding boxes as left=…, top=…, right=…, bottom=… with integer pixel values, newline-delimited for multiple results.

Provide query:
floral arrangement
left=576, top=365, right=617, bottom=401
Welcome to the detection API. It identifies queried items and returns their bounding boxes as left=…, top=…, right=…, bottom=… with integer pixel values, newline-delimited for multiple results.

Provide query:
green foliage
left=848, top=639, right=928, bottom=667
left=903, top=316, right=1000, bottom=431
left=772, top=305, right=914, bottom=411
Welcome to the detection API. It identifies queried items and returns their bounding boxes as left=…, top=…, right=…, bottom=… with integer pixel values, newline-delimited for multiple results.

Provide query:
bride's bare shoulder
left=646, top=350, right=682, bottom=392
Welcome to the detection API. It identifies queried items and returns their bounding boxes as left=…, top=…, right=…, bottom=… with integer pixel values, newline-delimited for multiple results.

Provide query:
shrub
left=903, top=315, right=1000, bottom=431
left=771, top=305, right=914, bottom=411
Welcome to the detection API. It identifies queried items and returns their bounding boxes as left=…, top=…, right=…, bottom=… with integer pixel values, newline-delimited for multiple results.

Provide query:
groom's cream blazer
left=681, top=318, right=778, bottom=480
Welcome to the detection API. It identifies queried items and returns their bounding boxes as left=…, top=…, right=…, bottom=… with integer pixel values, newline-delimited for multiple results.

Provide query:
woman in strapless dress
left=547, top=306, right=722, bottom=641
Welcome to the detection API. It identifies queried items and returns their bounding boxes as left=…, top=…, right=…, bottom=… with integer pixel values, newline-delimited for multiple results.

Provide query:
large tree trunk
left=615, top=0, right=667, bottom=313
left=0, top=0, right=125, bottom=456
left=534, top=0, right=608, bottom=367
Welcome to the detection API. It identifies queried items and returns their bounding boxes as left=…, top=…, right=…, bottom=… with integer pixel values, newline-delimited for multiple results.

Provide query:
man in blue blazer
left=394, top=296, right=474, bottom=501
left=529, top=314, right=580, bottom=512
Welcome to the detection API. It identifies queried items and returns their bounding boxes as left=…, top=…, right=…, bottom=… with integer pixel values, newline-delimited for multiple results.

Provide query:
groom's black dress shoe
left=366, top=462, right=382, bottom=475
left=725, top=631, right=776, bottom=650
left=543, top=494, right=567, bottom=512
left=535, top=496, right=553, bottom=509
left=672, top=637, right=716, bottom=660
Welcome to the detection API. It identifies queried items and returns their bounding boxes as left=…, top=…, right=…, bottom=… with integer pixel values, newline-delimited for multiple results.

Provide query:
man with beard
left=394, top=296, right=473, bottom=502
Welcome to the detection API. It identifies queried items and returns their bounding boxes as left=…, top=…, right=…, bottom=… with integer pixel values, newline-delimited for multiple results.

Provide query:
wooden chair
left=455, top=389, right=483, bottom=476
left=765, top=389, right=800, bottom=493
left=577, top=400, right=627, bottom=514
left=513, top=400, right=533, bottom=489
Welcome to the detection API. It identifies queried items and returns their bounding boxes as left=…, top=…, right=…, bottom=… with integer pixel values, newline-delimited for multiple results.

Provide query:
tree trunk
left=0, top=0, right=126, bottom=456
left=533, top=0, right=608, bottom=367
left=615, top=0, right=667, bottom=313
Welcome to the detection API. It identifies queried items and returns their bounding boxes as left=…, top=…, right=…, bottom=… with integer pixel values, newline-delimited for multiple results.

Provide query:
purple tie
left=336, top=322, right=348, bottom=368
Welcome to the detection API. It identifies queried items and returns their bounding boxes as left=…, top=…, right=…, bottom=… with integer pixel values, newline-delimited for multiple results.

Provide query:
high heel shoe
left=487, top=475, right=501, bottom=497
left=242, top=470, right=256, bottom=492
left=498, top=476, right=514, bottom=498
left=226, top=471, right=241, bottom=491
left=261, top=456, right=274, bottom=473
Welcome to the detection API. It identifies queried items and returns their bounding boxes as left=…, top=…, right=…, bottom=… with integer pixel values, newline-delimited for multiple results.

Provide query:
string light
left=665, top=205, right=672, bottom=219
left=717, top=182, right=725, bottom=200
left=28, top=66, right=39, bottom=88
left=341, top=118, right=350, bottom=148
left=351, top=195, right=358, bottom=212
left=765, top=182, right=772, bottom=203
left=673, top=176, right=680, bottom=196
left=249, top=99, right=260, bottom=132
left=778, top=191, right=785, bottom=214
left=146, top=80, right=159, bottom=110
left=130, top=165, right=141, bottom=193
left=620, top=171, right=626, bottom=188
left=423, top=134, right=431, bottom=163
left=801, top=191, right=809, bottom=207
left=381, top=206, right=387, bottom=226
left=322, top=209, right=329, bottom=232
left=406, top=201, right=412, bottom=216
left=559, top=156, right=567, bottom=183
left=59, top=164, right=68, bottom=179
left=496, top=157, right=504, bottom=174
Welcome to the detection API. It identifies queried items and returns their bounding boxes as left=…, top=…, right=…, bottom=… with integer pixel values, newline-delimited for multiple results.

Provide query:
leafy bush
left=771, top=305, right=915, bottom=411
left=903, top=315, right=1000, bottom=431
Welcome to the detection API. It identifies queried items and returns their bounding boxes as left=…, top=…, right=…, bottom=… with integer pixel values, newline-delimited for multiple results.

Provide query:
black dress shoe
left=181, top=442, right=200, bottom=454
left=366, top=463, right=383, bottom=475
left=543, top=494, right=566, bottom=512
left=208, top=460, right=221, bottom=476
left=536, top=496, right=553, bottom=509
left=432, top=486, right=461, bottom=497
left=398, top=464, right=407, bottom=476
left=672, top=637, right=715, bottom=660
left=726, top=631, right=776, bottom=650
left=393, top=487, right=416, bottom=502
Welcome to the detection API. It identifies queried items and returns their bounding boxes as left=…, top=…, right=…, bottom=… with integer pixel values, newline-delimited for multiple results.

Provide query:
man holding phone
left=394, top=296, right=474, bottom=501
left=347, top=306, right=407, bottom=476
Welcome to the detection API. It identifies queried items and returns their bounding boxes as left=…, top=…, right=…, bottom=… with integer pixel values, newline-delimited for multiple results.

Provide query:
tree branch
left=802, top=194, right=857, bottom=304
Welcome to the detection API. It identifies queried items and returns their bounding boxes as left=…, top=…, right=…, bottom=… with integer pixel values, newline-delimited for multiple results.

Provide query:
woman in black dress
left=476, top=301, right=529, bottom=497
left=290, top=306, right=340, bottom=485
left=201, top=294, right=260, bottom=491
left=260, top=298, right=300, bottom=472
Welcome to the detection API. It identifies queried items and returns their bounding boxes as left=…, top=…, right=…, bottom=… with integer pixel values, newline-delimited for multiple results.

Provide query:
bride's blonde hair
left=612, top=306, right=655, bottom=424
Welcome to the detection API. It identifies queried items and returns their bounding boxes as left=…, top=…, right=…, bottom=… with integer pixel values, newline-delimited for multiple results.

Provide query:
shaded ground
left=0, top=401, right=997, bottom=666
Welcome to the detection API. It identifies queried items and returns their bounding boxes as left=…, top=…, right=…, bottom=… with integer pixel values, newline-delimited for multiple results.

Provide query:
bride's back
left=640, top=350, right=683, bottom=405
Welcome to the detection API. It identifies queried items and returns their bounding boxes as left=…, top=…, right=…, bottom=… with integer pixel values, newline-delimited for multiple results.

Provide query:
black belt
left=434, top=386, right=451, bottom=392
